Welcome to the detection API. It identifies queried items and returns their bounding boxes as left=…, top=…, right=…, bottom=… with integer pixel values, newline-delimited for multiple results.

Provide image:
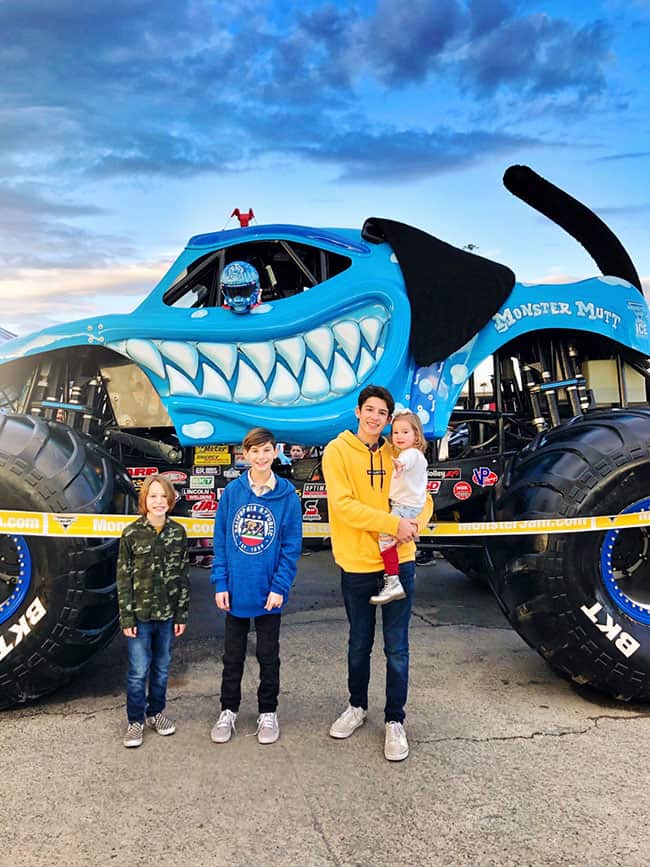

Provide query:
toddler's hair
left=242, top=427, right=277, bottom=451
left=138, top=474, right=176, bottom=515
left=391, top=409, right=426, bottom=453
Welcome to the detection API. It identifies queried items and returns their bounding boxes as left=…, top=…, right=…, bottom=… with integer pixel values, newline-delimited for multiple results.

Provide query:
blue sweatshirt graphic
left=210, top=473, right=302, bottom=617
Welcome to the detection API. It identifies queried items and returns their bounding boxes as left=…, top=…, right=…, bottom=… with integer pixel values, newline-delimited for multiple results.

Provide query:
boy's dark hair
left=242, top=427, right=276, bottom=451
left=357, top=384, right=395, bottom=417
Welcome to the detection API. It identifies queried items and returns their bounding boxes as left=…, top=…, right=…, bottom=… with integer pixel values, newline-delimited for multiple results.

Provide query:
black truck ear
left=503, top=164, right=642, bottom=293
left=362, top=218, right=515, bottom=366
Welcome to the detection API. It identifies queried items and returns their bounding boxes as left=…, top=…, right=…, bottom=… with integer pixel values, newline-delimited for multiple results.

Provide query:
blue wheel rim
left=601, top=497, right=650, bottom=625
left=0, top=534, right=33, bottom=624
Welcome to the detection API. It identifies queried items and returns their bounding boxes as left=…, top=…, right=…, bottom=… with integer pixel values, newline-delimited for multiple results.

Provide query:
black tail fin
left=503, top=165, right=642, bottom=293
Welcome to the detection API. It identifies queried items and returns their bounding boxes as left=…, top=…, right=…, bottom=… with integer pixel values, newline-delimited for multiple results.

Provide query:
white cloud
left=0, top=260, right=169, bottom=334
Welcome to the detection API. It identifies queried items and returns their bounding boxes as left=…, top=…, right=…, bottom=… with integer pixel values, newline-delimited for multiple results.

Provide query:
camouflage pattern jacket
left=117, top=516, right=190, bottom=629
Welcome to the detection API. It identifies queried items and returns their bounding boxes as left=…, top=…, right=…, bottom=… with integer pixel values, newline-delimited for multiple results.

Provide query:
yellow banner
left=0, top=509, right=649, bottom=539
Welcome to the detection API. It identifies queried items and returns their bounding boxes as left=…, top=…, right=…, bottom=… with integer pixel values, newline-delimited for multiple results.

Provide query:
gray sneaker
left=145, top=712, right=176, bottom=736
left=370, top=574, right=406, bottom=605
left=329, top=704, right=367, bottom=739
left=256, top=712, right=280, bottom=744
left=123, top=721, right=144, bottom=748
left=384, top=721, right=409, bottom=761
left=211, top=709, right=237, bottom=743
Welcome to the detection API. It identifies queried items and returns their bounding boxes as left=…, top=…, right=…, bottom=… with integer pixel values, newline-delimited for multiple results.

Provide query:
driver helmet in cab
left=220, top=261, right=261, bottom=314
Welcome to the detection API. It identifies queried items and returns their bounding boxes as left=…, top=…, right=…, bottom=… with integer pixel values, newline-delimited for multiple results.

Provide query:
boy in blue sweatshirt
left=210, top=427, right=302, bottom=745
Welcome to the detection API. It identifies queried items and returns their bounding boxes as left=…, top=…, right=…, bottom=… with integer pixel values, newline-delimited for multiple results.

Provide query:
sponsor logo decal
left=426, top=480, right=441, bottom=494
left=127, top=467, right=158, bottom=477
left=428, top=468, right=461, bottom=480
left=159, top=471, right=188, bottom=484
left=192, top=466, right=222, bottom=476
left=302, top=483, right=327, bottom=499
left=580, top=602, right=640, bottom=657
left=194, top=445, right=231, bottom=466
left=302, top=501, right=321, bottom=520
left=471, top=467, right=498, bottom=487
left=0, top=597, right=47, bottom=661
left=189, top=475, right=215, bottom=490
left=192, top=499, right=218, bottom=516
left=232, top=504, right=276, bottom=554
left=453, top=481, right=472, bottom=500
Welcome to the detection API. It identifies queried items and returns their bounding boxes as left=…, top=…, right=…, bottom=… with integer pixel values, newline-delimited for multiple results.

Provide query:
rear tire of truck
left=489, top=409, right=650, bottom=701
left=443, top=549, right=489, bottom=584
left=0, top=415, right=133, bottom=709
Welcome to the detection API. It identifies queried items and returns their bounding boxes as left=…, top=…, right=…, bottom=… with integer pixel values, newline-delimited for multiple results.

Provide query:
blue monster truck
left=1, top=165, right=649, bottom=707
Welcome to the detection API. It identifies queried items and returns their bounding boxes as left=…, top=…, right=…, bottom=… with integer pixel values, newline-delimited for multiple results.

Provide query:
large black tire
left=489, top=409, right=650, bottom=701
left=444, top=548, right=489, bottom=584
left=0, top=415, right=133, bottom=708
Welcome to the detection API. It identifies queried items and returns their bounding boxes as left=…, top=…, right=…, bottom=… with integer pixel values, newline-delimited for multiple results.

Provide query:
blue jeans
left=341, top=560, right=415, bottom=724
left=126, top=618, right=174, bottom=723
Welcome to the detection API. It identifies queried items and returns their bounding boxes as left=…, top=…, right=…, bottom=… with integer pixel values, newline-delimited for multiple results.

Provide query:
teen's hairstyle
left=138, top=474, right=176, bottom=515
left=391, top=409, right=426, bottom=453
left=357, top=384, right=395, bottom=417
left=242, top=427, right=277, bottom=451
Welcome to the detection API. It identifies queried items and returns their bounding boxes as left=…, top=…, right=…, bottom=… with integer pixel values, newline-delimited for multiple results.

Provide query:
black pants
left=220, top=612, right=281, bottom=714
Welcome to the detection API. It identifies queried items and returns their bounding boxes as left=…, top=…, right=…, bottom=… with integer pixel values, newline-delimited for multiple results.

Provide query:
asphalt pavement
left=2, top=549, right=650, bottom=867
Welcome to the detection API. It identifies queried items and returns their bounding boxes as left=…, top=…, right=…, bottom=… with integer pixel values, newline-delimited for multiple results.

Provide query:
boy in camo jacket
left=117, top=474, right=190, bottom=748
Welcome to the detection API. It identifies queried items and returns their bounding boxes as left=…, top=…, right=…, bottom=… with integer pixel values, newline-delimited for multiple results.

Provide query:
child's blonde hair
left=138, top=474, right=176, bottom=516
left=391, top=409, right=426, bottom=453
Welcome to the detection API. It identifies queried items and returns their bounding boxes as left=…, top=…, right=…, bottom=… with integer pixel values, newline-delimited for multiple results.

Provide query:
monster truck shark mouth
left=108, top=303, right=388, bottom=406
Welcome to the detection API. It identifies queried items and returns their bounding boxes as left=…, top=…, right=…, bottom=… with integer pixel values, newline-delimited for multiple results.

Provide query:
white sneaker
left=384, top=721, right=409, bottom=761
left=256, top=712, right=280, bottom=744
left=329, top=704, right=367, bottom=739
left=370, top=574, right=406, bottom=605
left=211, top=709, right=237, bottom=743
left=123, top=721, right=144, bottom=748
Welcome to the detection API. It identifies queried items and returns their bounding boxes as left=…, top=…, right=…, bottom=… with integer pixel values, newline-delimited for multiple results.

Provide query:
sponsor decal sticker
left=127, top=467, right=159, bottom=478
left=426, top=480, right=441, bottom=494
left=224, top=468, right=241, bottom=479
left=302, top=500, right=321, bottom=521
left=189, top=475, right=215, bottom=490
left=428, top=468, right=461, bottom=480
left=127, top=466, right=158, bottom=491
left=453, top=481, right=472, bottom=500
left=192, top=499, right=218, bottom=516
left=471, top=467, right=499, bottom=487
left=192, top=466, right=222, bottom=476
left=159, top=470, right=188, bottom=484
left=302, top=483, right=327, bottom=499
left=194, top=445, right=231, bottom=466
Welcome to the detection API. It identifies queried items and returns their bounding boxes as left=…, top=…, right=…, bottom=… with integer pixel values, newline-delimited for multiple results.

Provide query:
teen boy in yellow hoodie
left=322, top=384, right=433, bottom=761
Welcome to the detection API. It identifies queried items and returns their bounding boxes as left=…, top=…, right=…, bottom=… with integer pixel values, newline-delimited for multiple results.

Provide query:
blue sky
left=2, top=0, right=649, bottom=334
